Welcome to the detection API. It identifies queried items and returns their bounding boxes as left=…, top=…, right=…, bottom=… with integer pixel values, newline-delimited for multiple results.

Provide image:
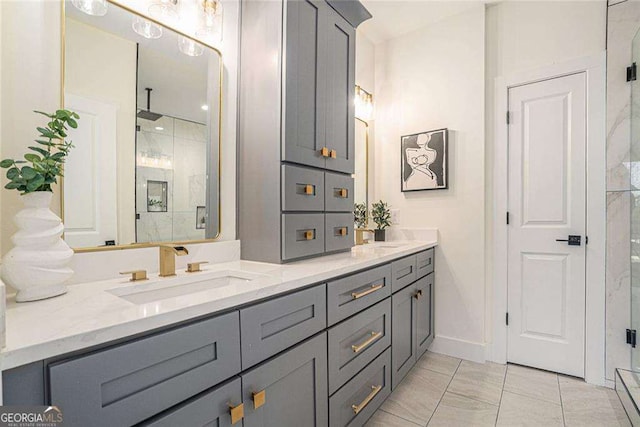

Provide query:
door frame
left=490, top=53, right=606, bottom=386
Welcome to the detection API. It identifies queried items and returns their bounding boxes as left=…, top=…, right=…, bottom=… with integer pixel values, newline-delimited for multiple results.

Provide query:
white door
left=507, top=72, right=586, bottom=377
left=63, top=94, right=118, bottom=248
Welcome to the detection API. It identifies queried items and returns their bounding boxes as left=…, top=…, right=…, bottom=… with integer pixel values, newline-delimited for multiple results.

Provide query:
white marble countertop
left=1, top=240, right=436, bottom=370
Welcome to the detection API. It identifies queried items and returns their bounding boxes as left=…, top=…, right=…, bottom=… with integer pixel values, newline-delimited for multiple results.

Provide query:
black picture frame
left=400, top=128, right=448, bottom=192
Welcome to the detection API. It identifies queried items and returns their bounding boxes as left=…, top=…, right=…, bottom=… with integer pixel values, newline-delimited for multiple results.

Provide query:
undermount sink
left=107, top=270, right=264, bottom=305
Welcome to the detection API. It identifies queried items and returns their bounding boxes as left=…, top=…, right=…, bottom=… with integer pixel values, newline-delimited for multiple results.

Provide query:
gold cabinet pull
left=351, top=283, right=384, bottom=299
left=330, top=149, right=337, bottom=159
left=119, top=270, right=148, bottom=282
left=228, top=402, right=244, bottom=424
left=304, top=184, right=314, bottom=195
left=414, top=289, right=424, bottom=300
left=321, top=147, right=330, bottom=157
left=304, top=230, right=315, bottom=240
left=338, top=188, right=348, bottom=198
left=338, top=227, right=348, bottom=236
left=351, top=331, right=383, bottom=353
left=352, top=385, right=382, bottom=414
left=186, top=261, right=208, bottom=273
left=252, top=390, right=266, bottom=409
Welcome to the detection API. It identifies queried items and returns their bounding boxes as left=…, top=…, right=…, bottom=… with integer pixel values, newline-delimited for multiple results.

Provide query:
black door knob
left=555, top=235, right=581, bottom=246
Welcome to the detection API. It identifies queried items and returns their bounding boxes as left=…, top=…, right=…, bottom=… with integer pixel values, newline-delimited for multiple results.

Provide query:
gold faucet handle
left=120, top=270, right=148, bottom=282
left=186, top=261, right=209, bottom=273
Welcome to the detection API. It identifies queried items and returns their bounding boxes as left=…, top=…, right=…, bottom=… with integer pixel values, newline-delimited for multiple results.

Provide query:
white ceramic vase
left=1, top=192, right=73, bottom=302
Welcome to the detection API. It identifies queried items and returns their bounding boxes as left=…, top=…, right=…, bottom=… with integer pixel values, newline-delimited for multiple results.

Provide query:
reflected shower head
left=138, top=88, right=163, bottom=121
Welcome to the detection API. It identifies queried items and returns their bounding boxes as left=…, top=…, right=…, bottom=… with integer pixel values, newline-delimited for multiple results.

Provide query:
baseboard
left=429, top=335, right=486, bottom=363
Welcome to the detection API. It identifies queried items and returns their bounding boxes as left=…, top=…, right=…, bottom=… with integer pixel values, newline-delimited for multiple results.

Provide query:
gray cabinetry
left=391, top=254, right=417, bottom=292
left=325, top=213, right=354, bottom=253
left=242, top=333, right=328, bottom=427
left=329, top=348, right=391, bottom=427
left=325, top=172, right=354, bottom=212
left=415, top=274, right=434, bottom=358
left=416, top=248, right=434, bottom=279
left=391, top=283, right=417, bottom=389
left=48, top=312, right=241, bottom=427
left=141, top=378, right=243, bottom=427
left=328, top=299, right=391, bottom=394
left=241, top=284, right=327, bottom=369
left=282, top=164, right=325, bottom=212
left=282, top=213, right=326, bottom=260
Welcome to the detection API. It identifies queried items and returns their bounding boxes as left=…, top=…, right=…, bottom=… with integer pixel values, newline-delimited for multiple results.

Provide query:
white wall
left=356, top=31, right=375, bottom=206
left=484, top=0, right=607, bottom=350
left=374, top=5, right=487, bottom=359
left=0, top=0, right=238, bottom=257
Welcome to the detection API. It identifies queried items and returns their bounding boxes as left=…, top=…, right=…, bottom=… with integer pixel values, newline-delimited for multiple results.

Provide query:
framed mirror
left=354, top=118, right=369, bottom=208
left=62, top=0, right=222, bottom=251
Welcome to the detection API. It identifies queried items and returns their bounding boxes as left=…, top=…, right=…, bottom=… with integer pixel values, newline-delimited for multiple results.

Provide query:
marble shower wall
left=606, top=0, right=640, bottom=380
left=136, top=116, right=207, bottom=243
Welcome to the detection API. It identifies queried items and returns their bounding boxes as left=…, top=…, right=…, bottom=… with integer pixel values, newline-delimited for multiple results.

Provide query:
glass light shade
left=132, top=17, right=163, bottom=39
left=148, top=0, right=179, bottom=21
left=195, top=0, right=223, bottom=42
left=178, top=37, right=204, bottom=57
left=71, top=0, right=107, bottom=16
left=355, top=86, right=374, bottom=121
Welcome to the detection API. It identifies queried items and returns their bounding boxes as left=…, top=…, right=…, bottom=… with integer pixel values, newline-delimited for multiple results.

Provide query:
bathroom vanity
left=1, top=241, right=436, bottom=427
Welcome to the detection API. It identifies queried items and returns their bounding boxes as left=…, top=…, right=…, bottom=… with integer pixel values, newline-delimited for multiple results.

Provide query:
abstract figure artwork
left=401, top=128, right=448, bottom=192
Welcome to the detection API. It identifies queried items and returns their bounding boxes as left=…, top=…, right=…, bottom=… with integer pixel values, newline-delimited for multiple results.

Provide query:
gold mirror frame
left=355, top=117, right=369, bottom=208
left=60, top=0, right=224, bottom=253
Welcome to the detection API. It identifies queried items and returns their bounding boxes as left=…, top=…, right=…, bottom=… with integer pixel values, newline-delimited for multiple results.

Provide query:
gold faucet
left=159, top=244, right=189, bottom=277
left=355, top=229, right=374, bottom=245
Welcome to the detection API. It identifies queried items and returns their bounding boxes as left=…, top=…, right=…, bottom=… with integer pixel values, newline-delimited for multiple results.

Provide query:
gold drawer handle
left=321, top=147, right=330, bottom=157
left=338, top=227, right=348, bottom=236
left=352, top=385, right=382, bottom=415
left=304, top=184, right=314, bottom=195
left=330, top=149, right=337, bottom=159
left=351, top=283, right=384, bottom=299
left=304, top=230, right=315, bottom=240
left=338, top=188, right=348, bottom=198
left=228, top=402, right=244, bottom=424
left=352, top=331, right=383, bottom=353
left=252, top=390, right=266, bottom=409
left=414, top=289, right=423, bottom=300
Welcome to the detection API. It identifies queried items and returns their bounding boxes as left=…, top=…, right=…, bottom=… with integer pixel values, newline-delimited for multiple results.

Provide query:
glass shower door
left=630, top=27, right=640, bottom=372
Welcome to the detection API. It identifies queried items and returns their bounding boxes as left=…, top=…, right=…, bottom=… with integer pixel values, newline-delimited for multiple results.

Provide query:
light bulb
left=179, top=37, right=204, bottom=57
left=71, top=0, right=107, bottom=16
left=148, top=0, right=179, bottom=22
left=132, top=17, right=163, bottom=39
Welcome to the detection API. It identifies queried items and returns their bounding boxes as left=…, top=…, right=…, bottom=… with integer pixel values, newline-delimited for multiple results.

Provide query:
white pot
left=1, top=192, right=73, bottom=302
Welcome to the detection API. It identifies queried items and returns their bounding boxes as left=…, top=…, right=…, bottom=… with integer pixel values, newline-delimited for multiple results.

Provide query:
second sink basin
left=108, top=270, right=264, bottom=305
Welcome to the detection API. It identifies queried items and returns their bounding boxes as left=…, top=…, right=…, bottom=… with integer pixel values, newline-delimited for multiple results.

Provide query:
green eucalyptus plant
left=0, top=110, right=79, bottom=194
left=354, top=202, right=368, bottom=229
left=371, top=200, right=391, bottom=230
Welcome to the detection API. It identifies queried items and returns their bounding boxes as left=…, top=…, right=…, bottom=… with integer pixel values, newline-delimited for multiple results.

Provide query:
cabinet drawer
left=141, top=377, right=243, bottom=427
left=416, top=248, right=434, bottom=279
left=282, top=164, right=325, bottom=212
left=328, top=299, right=391, bottom=394
left=49, top=312, right=241, bottom=427
left=325, top=172, right=354, bottom=212
left=282, top=213, right=325, bottom=261
left=327, top=264, right=392, bottom=325
left=240, top=284, right=327, bottom=369
left=391, top=254, right=417, bottom=292
left=329, top=348, right=391, bottom=427
left=326, top=213, right=354, bottom=253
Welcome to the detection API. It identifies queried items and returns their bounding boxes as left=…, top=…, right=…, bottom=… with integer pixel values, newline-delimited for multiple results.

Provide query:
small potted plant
left=371, top=200, right=391, bottom=242
left=0, top=109, right=80, bottom=302
left=354, top=202, right=368, bottom=229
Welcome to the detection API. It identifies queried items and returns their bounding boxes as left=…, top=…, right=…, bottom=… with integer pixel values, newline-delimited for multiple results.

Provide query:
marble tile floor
left=365, top=352, right=631, bottom=427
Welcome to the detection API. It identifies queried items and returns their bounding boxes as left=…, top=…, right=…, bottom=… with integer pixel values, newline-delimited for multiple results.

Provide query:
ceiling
left=359, top=0, right=488, bottom=44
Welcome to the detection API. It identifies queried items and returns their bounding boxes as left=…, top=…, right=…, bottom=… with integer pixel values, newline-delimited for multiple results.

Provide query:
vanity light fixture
left=195, top=0, right=223, bottom=41
left=71, top=0, right=108, bottom=16
left=132, top=16, right=163, bottom=39
left=178, top=36, right=204, bottom=57
left=148, top=0, right=179, bottom=22
left=355, top=85, right=374, bottom=121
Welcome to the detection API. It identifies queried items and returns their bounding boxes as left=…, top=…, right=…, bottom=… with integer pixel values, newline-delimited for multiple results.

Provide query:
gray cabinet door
left=282, top=164, right=325, bottom=212
left=48, top=312, right=241, bottom=427
left=282, top=213, right=326, bottom=261
left=391, top=254, right=417, bottom=293
left=242, top=333, right=328, bottom=427
left=325, top=172, right=354, bottom=212
left=324, top=8, right=355, bottom=174
left=325, top=213, right=354, bottom=253
left=284, top=0, right=328, bottom=169
left=141, top=377, right=243, bottom=427
left=329, top=348, right=391, bottom=427
left=240, top=284, right=327, bottom=369
left=327, top=264, right=392, bottom=325
left=415, top=274, right=434, bottom=360
left=391, top=284, right=417, bottom=389
left=328, top=299, right=391, bottom=394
